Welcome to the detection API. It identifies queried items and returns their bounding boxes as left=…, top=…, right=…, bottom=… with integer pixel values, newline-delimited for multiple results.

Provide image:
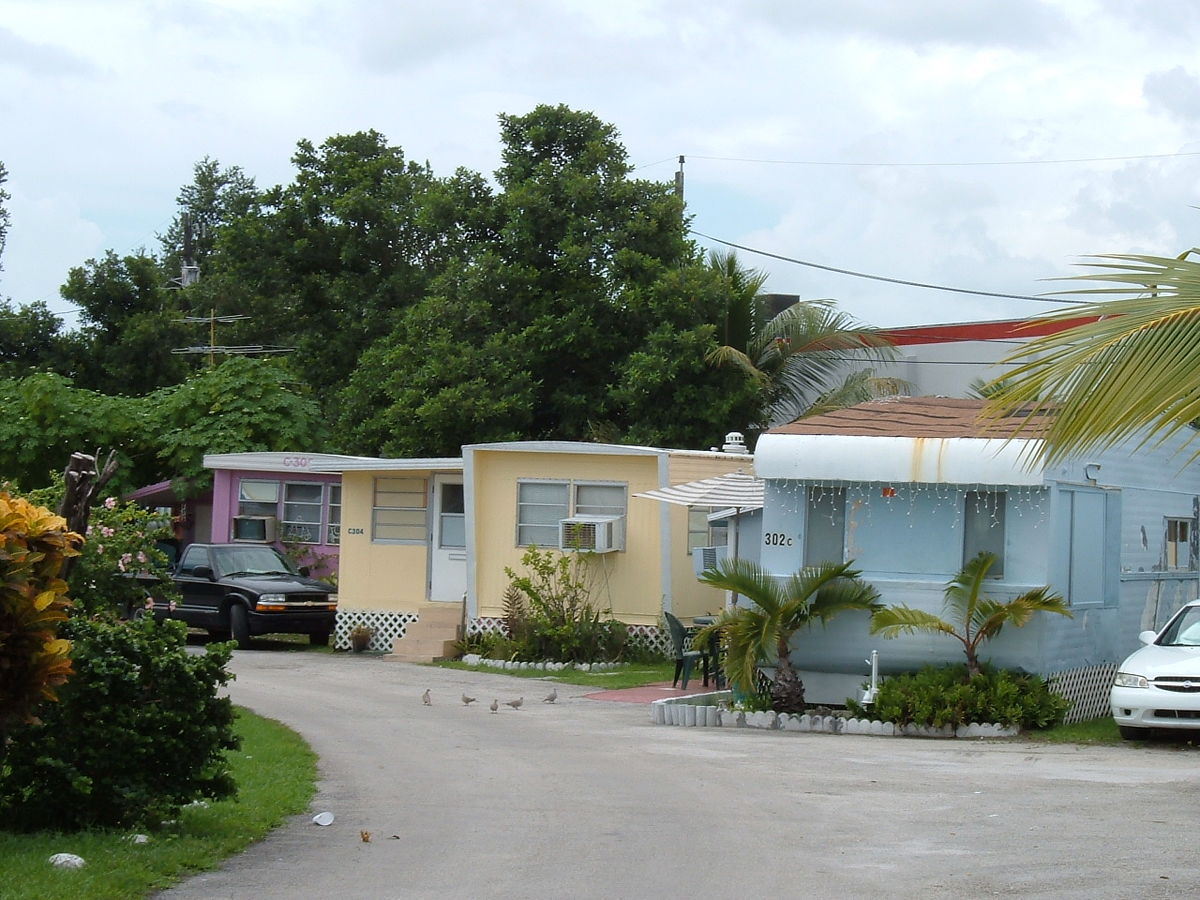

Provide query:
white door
left=429, top=475, right=468, bottom=603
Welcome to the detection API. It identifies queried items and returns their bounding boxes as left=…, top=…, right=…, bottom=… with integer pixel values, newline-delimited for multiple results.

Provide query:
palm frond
left=869, top=605, right=956, bottom=638
left=982, top=251, right=1200, bottom=464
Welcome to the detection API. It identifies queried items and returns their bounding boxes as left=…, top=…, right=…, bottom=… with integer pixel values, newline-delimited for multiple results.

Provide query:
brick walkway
left=583, top=681, right=721, bottom=704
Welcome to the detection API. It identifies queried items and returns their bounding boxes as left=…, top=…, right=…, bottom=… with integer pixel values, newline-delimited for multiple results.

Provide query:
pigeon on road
left=422, top=689, right=431, bottom=706
left=505, top=697, right=524, bottom=710
left=462, top=693, right=477, bottom=706
left=489, top=699, right=499, bottom=714
left=542, top=687, right=557, bottom=703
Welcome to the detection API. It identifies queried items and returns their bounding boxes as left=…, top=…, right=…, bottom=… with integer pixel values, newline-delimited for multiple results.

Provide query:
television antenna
left=173, top=309, right=294, bottom=367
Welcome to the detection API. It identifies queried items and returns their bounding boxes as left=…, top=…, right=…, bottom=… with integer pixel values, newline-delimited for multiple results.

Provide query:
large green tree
left=984, top=250, right=1200, bottom=463
left=338, top=105, right=760, bottom=456
left=0, top=299, right=83, bottom=378
left=60, top=251, right=193, bottom=395
left=159, top=156, right=257, bottom=274
left=195, top=131, right=494, bottom=405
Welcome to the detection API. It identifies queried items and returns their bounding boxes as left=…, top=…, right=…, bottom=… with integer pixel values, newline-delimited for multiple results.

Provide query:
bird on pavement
left=422, top=689, right=431, bottom=706
left=542, top=687, right=557, bottom=704
left=462, top=693, right=477, bottom=706
left=489, top=699, right=499, bottom=714
left=505, top=697, right=524, bottom=710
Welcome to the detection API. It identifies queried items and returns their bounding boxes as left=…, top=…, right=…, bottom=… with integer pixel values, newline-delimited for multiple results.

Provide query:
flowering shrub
left=69, top=496, right=178, bottom=616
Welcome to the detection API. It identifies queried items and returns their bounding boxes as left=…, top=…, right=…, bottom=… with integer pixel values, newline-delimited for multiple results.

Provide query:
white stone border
left=650, top=692, right=1018, bottom=738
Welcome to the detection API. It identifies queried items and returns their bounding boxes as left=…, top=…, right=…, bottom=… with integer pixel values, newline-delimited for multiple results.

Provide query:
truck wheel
left=311, top=631, right=331, bottom=647
left=229, top=604, right=251, bottom=650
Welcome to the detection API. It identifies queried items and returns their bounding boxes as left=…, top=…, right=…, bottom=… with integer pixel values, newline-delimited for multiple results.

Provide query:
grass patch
left=1025, top=716, right=1122, bottom=744
left=0, top=707, right=317, bottom=900
left=435, top=659, right=678, bottom=689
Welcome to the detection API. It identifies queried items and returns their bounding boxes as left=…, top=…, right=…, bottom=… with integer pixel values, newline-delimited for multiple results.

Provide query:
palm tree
left=705, top=250, right=904, bottom=426
left=983, top=250, right=1200, bottom=464
left=869, top=552, right=1071, bottom=678
left=696, top=558, right=881, bottom=713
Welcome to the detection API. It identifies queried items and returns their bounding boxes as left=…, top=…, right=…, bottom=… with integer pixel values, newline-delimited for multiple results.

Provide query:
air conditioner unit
left=558, top=515, right=624, bottom=553
left=692, top=544, right=729, bottom=578
left=231, top=515, right=278, bottom=543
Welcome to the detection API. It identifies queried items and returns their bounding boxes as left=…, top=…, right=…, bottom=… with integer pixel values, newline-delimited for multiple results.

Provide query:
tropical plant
left=0, top=492, right=81, bottom=747
left=502, top=546, right=626, bottom=662
left=704, top=250, right=902, bottom=426
left=870, top=552, right=1072, bottom=677
left=983, top=250, right=1200, bottom=464
left=696, top=558, right=881, bottom=713
left=845, top=663, right=1070, bottom=729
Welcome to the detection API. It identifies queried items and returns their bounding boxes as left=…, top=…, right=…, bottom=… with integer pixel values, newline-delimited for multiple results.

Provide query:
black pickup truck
left=138, top=543, right=337, bottom=649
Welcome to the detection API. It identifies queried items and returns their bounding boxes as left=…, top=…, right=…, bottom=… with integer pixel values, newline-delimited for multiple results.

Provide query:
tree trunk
left=771, top=638, right=806, bottom=714
left=57, top=450, right=118, bottom=581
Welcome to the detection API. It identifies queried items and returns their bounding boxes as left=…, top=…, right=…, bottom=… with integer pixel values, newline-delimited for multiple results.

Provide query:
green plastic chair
left=664, top=611, right=710, bottom=690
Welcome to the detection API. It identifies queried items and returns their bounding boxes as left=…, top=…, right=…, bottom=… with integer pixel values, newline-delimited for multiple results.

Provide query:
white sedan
left=1111, top=600, right=1200, bottom=739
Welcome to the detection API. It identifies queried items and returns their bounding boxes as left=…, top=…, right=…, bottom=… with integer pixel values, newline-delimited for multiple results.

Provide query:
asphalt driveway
left=159, top=651, right=1200, bottom=900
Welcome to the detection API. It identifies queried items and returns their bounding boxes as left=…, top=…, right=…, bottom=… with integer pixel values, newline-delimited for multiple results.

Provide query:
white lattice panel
left=1049, top=663, right=1118, bottom=724
left=335, top=609, right=419, bottom=652
left=470, top=616, right=509, bottom=637
left=626, top=623, right=672, bottom=657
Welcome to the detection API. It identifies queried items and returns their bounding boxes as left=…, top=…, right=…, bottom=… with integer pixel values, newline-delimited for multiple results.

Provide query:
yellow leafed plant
left=0, top=492, right=83, bottom=739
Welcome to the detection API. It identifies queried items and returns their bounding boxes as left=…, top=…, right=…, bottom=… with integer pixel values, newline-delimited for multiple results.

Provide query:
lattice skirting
left=335, top=609, right=419, bottom=652
left=1048, top=663, right=1118, bottom=724
left=469, top=616, right=672, bottom=657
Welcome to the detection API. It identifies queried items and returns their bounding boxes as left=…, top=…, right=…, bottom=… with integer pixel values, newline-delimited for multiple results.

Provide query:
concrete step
left=415, top=603, right=465, bottom=627
left=388, top=636, right=457, bottom=662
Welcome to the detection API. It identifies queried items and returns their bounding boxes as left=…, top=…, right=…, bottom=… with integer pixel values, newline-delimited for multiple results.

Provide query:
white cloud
left=0, top=0, right=1197, bottom=330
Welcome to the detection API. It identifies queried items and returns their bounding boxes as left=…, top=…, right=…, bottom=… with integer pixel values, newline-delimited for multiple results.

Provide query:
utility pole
left=674, top=155, right=685, bottom=202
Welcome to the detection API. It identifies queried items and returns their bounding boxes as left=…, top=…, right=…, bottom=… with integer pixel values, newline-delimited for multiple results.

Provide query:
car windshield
left=1156, top=606, right=1200, bottom=646
left=211, top=546, right=298, bottom=578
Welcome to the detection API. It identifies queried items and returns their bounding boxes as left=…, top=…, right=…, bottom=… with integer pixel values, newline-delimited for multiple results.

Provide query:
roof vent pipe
left=722, top=432, right=748, bottom=454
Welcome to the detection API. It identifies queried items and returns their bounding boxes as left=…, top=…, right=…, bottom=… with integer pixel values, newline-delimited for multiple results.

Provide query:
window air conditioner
left=558, top=515, right=624, bottom=553
left=692, top=544, right=729, bottom=579
left=232, top=515, right=278, bottom=543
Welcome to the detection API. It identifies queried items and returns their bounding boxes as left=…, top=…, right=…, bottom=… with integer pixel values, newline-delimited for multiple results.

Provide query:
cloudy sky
left=2, top=0, right=1199, bottom=330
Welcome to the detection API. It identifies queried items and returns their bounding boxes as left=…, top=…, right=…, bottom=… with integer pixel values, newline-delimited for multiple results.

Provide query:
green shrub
left=846, top=664, right=1071, bottom=730
left=0, top=615, right=239, bottom=832
left=502, top=547, right=628, bottom=663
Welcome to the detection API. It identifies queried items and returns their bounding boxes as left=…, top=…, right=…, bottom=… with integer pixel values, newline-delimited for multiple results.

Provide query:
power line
left=687, top=149, right=1200, bottom=168
left=691, top=230, right=1091, bottom=307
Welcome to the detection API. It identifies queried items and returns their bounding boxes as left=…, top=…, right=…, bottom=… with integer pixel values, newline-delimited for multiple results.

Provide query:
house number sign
left=763, top=532, right=794, bottom=546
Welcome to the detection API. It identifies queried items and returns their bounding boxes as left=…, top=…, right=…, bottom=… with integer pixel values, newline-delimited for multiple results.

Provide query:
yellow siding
left=335, top=471, right=431, bottom=612
left=474, top=449, right=670, bottom=625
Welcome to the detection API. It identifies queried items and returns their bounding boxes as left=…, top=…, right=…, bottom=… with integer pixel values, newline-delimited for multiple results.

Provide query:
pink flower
left=104, top=497, right=117, bottom=509
left=144, top=597, right=154, bottom=609
left=168, top=600, right=177, bottom=612
left=136, top=551, right=147, bottom=563
left=99, top=526, right=115, bottom=538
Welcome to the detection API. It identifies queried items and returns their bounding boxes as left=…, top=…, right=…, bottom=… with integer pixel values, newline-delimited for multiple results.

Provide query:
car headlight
left=1113, top=672, right=1149, bottom=689
left=259, top=593, right=287, bottom=604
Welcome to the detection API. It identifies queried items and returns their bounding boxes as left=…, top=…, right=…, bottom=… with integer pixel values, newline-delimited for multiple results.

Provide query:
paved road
left=159, top=650, right=1200, bottom=900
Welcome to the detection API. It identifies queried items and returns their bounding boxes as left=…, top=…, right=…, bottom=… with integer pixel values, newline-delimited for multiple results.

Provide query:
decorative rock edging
left=460, top=654, right=627, bottom=672
left=650, top=692, right=1018, bottom=738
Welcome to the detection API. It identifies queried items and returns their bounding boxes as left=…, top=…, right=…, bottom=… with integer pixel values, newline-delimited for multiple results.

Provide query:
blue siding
left=758, top=430, right=1200, bottom=678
